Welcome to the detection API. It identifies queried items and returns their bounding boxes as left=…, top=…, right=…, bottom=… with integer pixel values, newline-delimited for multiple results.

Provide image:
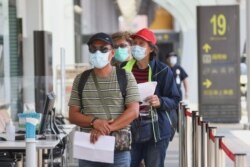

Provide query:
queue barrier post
left=192, top=111, right=198, bottom=167
left=185, top=107, right=192, bottom=167
left=215, top=136, right=224, bottom=167
left=179, top=102, right=185, bottom=167
left=201, top=121, right=208, bottom=167
left=196, top=115, right=202, bottom=167
left=234, top=154, right=248, bottom=167
left=207, top=127, right=216, bottom=167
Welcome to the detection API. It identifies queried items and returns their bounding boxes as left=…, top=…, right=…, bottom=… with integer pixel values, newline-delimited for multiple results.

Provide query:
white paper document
left=73, top=131, right=115, bottom=163
left=137, top=82, right=157, bottom=105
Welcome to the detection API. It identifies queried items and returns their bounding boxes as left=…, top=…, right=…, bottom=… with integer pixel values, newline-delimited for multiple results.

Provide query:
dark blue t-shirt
left=171, top=64, right=188, bottom=99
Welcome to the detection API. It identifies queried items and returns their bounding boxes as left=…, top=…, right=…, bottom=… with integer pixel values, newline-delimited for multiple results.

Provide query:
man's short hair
left=111, top=31, right=133, bottom=45
left=166, top=52, right=178, bottom=59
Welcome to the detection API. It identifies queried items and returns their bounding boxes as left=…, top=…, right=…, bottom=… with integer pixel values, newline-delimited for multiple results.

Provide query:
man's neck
left=136, top=56, right=150, bottom=69
left=170, top=64, right=175, bottom=68
left=94, top=64, right=113, bottom=77
left=167, top=63, right=174, bottom=68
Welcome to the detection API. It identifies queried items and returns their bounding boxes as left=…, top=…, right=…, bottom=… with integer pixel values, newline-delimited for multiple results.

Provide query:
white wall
left=16, top=0, right=75, bottom=111
left=18, top=0, right=44, bottom=105
left=1, top=0, right=10, bottom=104
left=43, top=0, right=75, bottom=67
left=43, top=0, right=75, bottom=112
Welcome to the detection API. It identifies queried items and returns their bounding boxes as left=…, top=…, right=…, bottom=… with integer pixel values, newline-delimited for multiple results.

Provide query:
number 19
left=210, top=14, right=227, bottom=36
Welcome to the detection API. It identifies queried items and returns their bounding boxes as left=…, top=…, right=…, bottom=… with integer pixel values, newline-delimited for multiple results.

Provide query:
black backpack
left=77, top=68, right=127, bottom=109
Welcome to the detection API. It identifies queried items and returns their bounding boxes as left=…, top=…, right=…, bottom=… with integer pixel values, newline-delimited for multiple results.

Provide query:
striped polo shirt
left=68, top=67, right=140, bottom=131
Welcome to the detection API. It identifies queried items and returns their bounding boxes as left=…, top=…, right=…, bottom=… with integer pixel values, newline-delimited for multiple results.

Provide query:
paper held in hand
left=137, top=81, right=157, bottom=105
left=73, top=131, right=115, bottom=163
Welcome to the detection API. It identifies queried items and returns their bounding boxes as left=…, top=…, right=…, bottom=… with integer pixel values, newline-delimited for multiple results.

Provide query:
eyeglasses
left=89, top=46, right=111, bottom=53
left=114, top=44, right=128, bottom=49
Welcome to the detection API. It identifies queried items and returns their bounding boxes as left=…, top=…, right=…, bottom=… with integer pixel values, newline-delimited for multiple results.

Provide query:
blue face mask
left=114, top=47, right=129, bottom=62
left=131, top=45, right=146, bottom=61
left=89, top=51, right=110, bottom=69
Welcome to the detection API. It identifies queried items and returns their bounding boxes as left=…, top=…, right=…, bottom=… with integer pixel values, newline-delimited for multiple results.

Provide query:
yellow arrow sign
left=203, top=79, right=212, bottom=88
left=202, top=43, right=211, bottom=53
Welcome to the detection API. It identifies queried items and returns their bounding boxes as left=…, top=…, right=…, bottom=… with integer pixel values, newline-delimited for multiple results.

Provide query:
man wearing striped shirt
left=68, top=32, right=140, bottom=167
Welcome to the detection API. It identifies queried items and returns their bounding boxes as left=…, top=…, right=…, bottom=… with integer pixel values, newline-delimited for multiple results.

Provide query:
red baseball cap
left=131, top=28, right=157, bottom=44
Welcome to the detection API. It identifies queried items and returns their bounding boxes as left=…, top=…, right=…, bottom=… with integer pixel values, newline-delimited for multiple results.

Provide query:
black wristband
left=90, top=117, right=98, bottom=127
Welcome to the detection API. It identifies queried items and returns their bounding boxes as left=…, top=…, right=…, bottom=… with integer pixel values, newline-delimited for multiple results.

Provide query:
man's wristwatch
left=90, top=117, right=98, bottom=127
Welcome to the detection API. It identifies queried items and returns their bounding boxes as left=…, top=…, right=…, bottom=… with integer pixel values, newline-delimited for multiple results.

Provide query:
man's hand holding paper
left=73, top=131, right=115, bottom=163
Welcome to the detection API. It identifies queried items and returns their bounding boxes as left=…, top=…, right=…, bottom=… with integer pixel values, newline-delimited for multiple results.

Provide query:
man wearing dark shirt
left=166, top=52, right=189, bottom=100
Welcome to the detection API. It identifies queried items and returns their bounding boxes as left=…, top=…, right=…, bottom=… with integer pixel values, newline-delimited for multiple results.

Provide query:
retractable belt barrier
left=178, top=103, right=248, bottom=167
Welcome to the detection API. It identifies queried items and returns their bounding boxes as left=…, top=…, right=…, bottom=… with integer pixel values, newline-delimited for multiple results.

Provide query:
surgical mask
left=131, top=45, right=146, bottom=61
left=114, top=47, right=129, bottom=62
left=89, top=50, right=110, bottom=69
left=170, top=56, right=177, bottom=65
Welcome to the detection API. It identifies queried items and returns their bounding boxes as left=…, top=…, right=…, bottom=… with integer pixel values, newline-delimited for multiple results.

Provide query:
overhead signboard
left=197, top=5, right=240, bottom=122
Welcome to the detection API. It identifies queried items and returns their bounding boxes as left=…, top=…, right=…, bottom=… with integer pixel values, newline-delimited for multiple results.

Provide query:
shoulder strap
left=92, top=72, right=112, bottom=120
left=78, top=69, right=93, bottom=110
left=116, top=68, right=127, bottom=100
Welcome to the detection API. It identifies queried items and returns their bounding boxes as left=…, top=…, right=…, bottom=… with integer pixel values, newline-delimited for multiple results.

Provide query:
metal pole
left=196, top=116, right=202, bottom=167
left=186, top=109, right=192, bottom=167
left=215, top=136, right=220, bottom=167
left=60, top=48, right=65, bottom=115
left=215, top=136, right=224, bottom=167
left=182, top=105, right=187, bottom=167
left=207, top=127, right=216, bottom=167
left=201, top=121, right=208, bottom=167
left=185, top=107, right=192, bottom=167
left=26, top=142, right=37, bottom=167
left=219, top=138, right=225, bottom=167
left=235, top=154, right=248, bottom=167
left=38, top=149, right=43, bottom=167
left=246, top=0, right=250, bottom=126
left=179, top=102, right=184, bottom=167
left=192, top=111, right=198, bottom=167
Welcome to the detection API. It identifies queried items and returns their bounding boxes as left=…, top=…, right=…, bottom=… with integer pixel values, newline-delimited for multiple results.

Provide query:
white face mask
left=89, top=51, right=110, bottom=69
left=131, top=45, right=146, bottom=61
left=170, top=56, right=177, bottom=65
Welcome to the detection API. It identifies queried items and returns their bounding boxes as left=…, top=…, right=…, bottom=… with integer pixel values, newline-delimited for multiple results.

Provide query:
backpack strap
left=116, top=68, right=127, bottom=100
left=78, top=68, right=127, bottom=110
left=78, top=69, right=93, bottom=110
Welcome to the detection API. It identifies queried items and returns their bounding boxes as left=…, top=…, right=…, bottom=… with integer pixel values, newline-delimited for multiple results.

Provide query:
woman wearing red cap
left=123, top=28, right=180, bottom=167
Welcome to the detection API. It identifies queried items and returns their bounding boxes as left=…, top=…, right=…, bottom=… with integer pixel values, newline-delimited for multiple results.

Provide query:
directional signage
left=197, top=5, right=241, bottom=123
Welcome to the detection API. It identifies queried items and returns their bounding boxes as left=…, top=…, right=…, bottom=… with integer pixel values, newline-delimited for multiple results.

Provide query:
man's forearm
left=109, top=103, right=139, bottom=132
left=69, top=107, right=94, bottom=127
